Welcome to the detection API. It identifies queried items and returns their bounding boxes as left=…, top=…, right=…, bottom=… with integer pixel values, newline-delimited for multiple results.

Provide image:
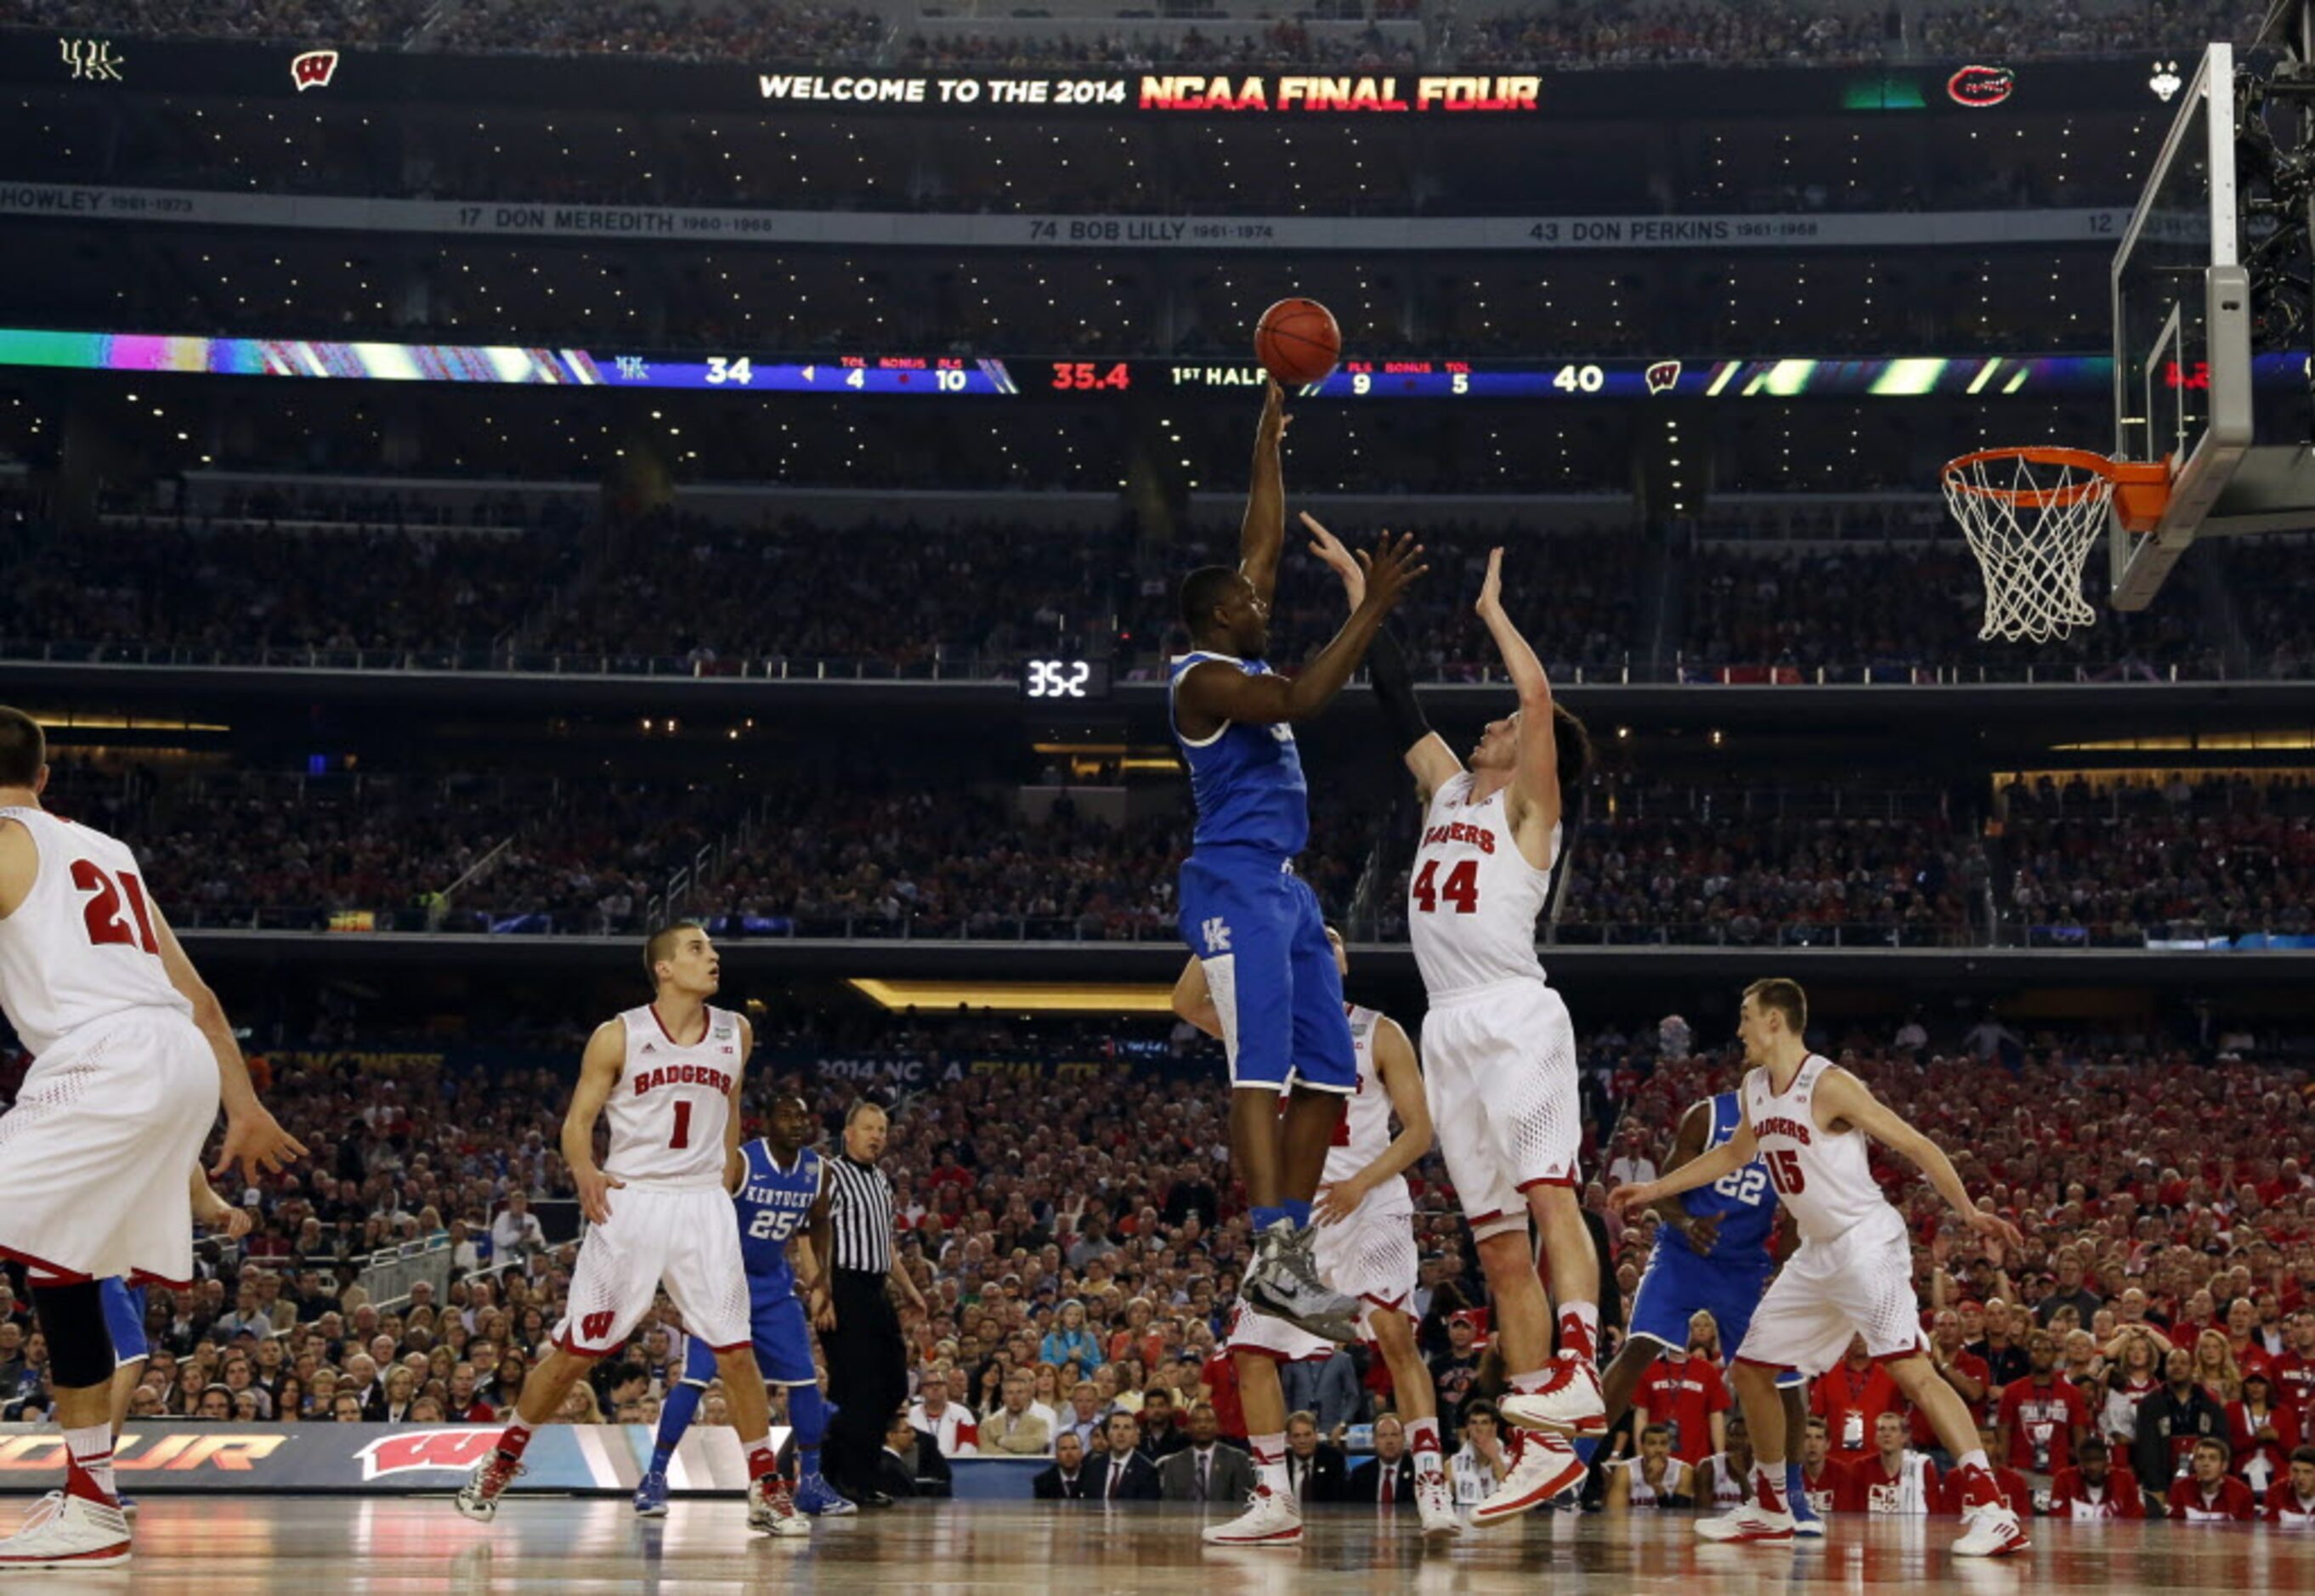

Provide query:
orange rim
left=1943, top=446, right=2171, bottom=524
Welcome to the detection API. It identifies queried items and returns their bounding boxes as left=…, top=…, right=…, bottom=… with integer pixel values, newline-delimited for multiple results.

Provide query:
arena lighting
left=846, top=979, right=1178, bottom=1015
left=2049, top=731, right=2315, bottom=752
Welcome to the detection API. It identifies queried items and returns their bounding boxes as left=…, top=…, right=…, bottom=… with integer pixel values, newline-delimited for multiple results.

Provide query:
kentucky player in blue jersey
left=636, top=1091, right=845, bottom=1523
left=1594, top=1085, right=1821, bottom=1535
left=1169, top=379, right=1425, bottom=1344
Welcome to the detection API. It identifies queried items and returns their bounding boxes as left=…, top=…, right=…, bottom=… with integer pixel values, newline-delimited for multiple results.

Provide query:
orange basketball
left=1254, top=297, right=1342, bottom=386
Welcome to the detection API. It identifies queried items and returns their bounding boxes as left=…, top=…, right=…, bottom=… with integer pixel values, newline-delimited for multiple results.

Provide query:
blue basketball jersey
left=733, top=1140, right=822, bottom=1294
left=1661, top=1092, right=1776, bottom=1263
left=1168, top=650, right=1310, bottom=856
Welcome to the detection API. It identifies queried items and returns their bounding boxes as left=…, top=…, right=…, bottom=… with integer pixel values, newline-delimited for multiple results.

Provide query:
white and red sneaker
left=749, top=1476, right=809, bottom=1537
left=0, top=1489, right=131, bottom=1569
left=1203, top=1484, right=1303, bottom=1546
left=1415, top=1469, right=1463, bottom=1537
left=1469, top=1429, right=1585, bottom=1527
left=454, top=1449, right=525, bottom=1522
left=1497, top=1352, right=1607, bottom=1438
left=1953, top=1506, right=2030, bottom=1557
left=1695, top=1502, right=1796, bottom=1543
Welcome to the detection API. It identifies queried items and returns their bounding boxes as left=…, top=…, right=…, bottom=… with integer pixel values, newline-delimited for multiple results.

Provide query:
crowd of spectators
left=1559, top=788, right=1986, bottom=947
left=19, top=507, right=2312, bottom=683
left=0, top=0, right=428, bottom=45
left=2001, top=773, right=2315, bottom=947
left=3, top=1005, right=2311, bottom=1524
left=0, top=512, right=583, bottom=661
left=1674, top=542, right=2233, bottom=682
left=0, top=0, right=2275, bottom=66
left=432, top=0, right=886, bottom=63
left=899, top=23, right=1418, bottom=71
left=41, top=762, right=738, bottom=937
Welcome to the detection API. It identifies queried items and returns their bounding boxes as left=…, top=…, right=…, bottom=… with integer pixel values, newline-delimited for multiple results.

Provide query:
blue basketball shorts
left=1177, top=848, right=1355, bottom=1095
left=680, top=1285, right=818, bottom=1389
left=99, top=1276, right=150, bottom=1367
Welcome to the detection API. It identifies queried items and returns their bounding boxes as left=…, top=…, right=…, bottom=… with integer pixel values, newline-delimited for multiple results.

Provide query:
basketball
left=1254, top=297, right=1342, bottom=386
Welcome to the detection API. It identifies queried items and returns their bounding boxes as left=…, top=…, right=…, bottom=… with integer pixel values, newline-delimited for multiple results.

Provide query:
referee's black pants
left=824, top=1268, right=905, bottom=1495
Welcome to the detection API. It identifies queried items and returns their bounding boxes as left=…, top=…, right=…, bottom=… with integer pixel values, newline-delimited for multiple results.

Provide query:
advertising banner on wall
left=0, top=1423, right=774, bottom=1495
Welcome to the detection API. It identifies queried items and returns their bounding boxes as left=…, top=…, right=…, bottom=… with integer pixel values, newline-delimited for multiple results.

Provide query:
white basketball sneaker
left=1469, top=1429, right=1585, bottom=1527
left=1496, top=1351, right=1607, bottom=1438
left=1203, top=1484, right=1303, bottom=1546
left=1695, top=1502, right=1797, bottom=1543
left=0, top=1490, right=131, bottom=1569
left=1414, top=1469, right=1463, bottom=1537
left=749, top=1476, right=810, bottom=1537
left=1952, top=1505, right=2030, bottom=1557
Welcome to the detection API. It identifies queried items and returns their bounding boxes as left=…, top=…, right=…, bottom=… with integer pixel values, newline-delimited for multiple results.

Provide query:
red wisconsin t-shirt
left=1914, top=1348, right=1992, bottom=1448
left=1636, top=1354, right=1731, bottom=1466
left=2049, top=1465, right=2145, bottom=1519
left=1812, top=1363, right=1906, bottom=1469
left=1837, top=1452, right=1941, bottom=1514
left=1798, top=1457, right=1848, bottom=1520
left=2167, top=1474, right=2258, bottom=1522
left=1938, top=1464, right=2032, bottom=1519
left=1997, top=1374, right=2091, bottom=1473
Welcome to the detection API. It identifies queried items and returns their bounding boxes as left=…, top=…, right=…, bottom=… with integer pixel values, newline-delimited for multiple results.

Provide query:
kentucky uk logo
left=58, top=38, right=125, bottom=82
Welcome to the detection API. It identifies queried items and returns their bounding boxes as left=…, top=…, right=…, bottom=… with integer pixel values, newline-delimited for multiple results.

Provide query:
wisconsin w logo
left=1200, top=917, right=1231, bottom=954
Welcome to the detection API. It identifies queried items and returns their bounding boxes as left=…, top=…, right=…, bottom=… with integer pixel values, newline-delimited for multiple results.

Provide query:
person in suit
left=1346, top=1413, right=1419, bottom=1505
left=874, top=1410, right=954, bottom=1499
left=1092, top=1411, right=1161, bottom=1502
left=1284, top=1409, right=1349, bottom=1504
left=1033, top=1430, right=1095, bottom=1501
left=1159, top=1401, right=1257, bottom=1505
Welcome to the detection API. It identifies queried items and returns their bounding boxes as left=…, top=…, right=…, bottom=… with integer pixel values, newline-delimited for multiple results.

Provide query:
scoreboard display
left=7, top=325, right=2301, bottom=402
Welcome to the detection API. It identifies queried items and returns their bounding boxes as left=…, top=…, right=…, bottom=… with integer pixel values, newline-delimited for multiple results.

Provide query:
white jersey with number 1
left=603, top=1002, right=742, bottom=1187
left=1407, top=772, right=1559, bottom=996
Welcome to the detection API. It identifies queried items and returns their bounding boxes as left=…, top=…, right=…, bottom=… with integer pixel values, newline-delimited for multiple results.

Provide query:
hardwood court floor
left=8, top=1497, right=2307, bottom=1593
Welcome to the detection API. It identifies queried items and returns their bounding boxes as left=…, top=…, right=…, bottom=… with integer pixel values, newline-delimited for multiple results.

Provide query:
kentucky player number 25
left=1022, top=659, right=1109, bottom=700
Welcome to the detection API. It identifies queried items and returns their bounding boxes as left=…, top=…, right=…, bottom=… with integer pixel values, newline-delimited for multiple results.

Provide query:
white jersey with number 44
left=0, top=807, right=192, bottom=1058
left=1407, top=772, right=1559, bottom=995
left=603, top=1002, right=742, bottom=1187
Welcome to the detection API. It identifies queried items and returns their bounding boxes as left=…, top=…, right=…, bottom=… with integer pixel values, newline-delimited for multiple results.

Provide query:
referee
left=821, top=1098, right=925, bottom=1506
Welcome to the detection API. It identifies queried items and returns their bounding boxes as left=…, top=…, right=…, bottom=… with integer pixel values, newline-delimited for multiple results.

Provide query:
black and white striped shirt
left=825, top=1152, right=895, bottom=1275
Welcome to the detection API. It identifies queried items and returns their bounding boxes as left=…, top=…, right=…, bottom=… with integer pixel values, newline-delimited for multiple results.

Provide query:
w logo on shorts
left=1201, top=917, right=1231, bottom=954
left=581, top=1310, right=615, bottom=1344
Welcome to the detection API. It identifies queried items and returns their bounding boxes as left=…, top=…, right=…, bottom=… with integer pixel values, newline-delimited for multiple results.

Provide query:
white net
left=1941, top=450, right=2114, bottom=643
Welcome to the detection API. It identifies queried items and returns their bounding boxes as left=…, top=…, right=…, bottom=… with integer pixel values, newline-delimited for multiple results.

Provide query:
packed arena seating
left=432, top=0, right=886, bottom=62
left=2001, top=774, right=2315, bottom=948
left=12, top=506, right=2310, bottom=684
left=3, top=1008, right=2310, bottom=1524
left=1558, top=788, right=1986, bottom=948
left=0, top=0, right=2269, bottom=66
left=1673, top=541, right=2233, bottom=682
left=44, top=750, right=2315, bottom=950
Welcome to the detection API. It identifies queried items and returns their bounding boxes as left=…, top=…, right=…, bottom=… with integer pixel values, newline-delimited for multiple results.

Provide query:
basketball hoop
left=1940, top=447, right=2170, bottom=643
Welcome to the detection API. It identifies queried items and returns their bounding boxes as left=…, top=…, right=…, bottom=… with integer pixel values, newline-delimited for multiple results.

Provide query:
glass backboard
left=2109, top=41, right=2255, bottom=609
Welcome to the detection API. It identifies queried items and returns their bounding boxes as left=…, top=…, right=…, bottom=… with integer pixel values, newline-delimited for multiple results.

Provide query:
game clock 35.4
left=1050, top=361, right=1131, bottom=392
left=1021, top=659, right=1112, bottom=699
